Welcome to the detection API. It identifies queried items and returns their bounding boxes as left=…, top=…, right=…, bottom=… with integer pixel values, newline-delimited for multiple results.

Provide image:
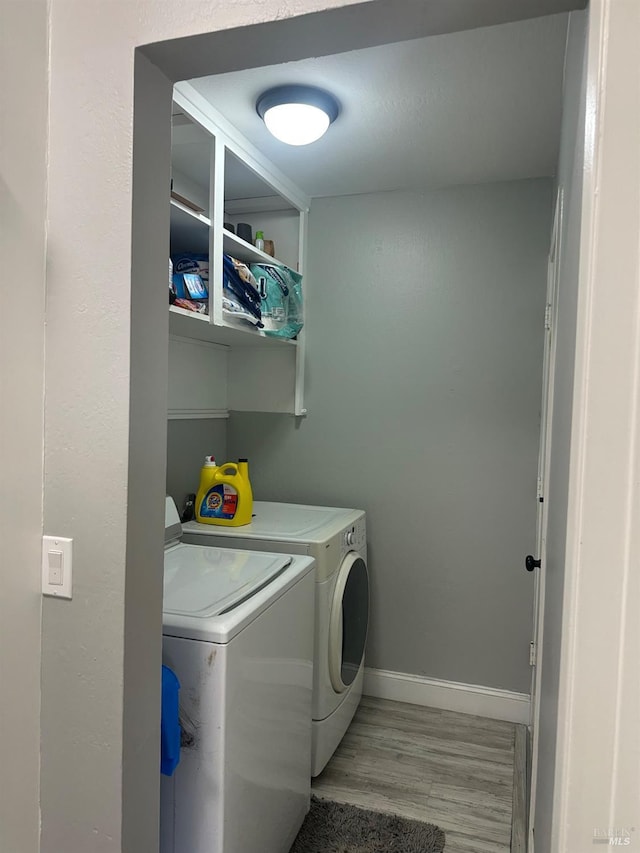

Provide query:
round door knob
left=525, top=555, right=542, bottom=572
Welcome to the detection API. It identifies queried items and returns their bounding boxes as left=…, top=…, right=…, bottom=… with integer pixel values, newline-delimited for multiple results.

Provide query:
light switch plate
left=42, top=535, right=73, bottom=599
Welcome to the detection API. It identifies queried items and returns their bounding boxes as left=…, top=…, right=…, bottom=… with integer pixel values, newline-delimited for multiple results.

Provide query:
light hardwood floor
left=312, top=696, right=522, bottom=853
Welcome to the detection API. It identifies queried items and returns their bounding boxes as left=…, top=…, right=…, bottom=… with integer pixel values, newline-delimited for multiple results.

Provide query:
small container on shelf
left=236, top=223, right=253, bottom=243
left=254, top=231, right=265, bottom=252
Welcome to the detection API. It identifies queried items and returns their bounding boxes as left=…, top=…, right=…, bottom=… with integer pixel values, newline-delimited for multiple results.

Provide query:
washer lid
left=243, top=502, right=346, bottom=535
left=163, top=543, right=292, bottom=618
left=183, top=501, right=363, bottom=543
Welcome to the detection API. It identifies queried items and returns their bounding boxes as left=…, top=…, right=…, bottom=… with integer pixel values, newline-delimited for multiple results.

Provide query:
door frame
left=529, top=0, right=640, bottom=847
left=527, top=185, right=563, bottom=845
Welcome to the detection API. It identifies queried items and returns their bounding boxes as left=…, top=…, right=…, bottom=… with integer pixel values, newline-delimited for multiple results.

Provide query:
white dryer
left=183, top=501, right=369, bottom=776
left=161, top=499, right=315, bottom=853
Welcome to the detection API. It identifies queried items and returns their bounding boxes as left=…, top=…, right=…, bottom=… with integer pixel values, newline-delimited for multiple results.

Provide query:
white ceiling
left=182, top=13, right=568, bottom=200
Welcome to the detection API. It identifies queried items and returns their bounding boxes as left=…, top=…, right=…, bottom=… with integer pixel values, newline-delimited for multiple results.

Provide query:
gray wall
left=42, top=3, right=394, bottom=847
left=167, top=419, right=228, bottom=509
left=230, top=178, right=552, bottom=693
left=40, top=43, right=174, bottom=851
left=534, top=10, right=587, bottom=850
left=0, top=1, right=47, bottom=851
left=122, top=55, right=173, bottom=852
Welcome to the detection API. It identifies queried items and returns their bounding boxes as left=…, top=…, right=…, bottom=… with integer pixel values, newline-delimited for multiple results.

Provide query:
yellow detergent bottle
left=195, top=456, right=253, bottom=526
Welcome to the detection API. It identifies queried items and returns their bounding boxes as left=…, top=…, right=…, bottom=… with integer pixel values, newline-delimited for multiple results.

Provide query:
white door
left=527, top=186, right=563, bottom=846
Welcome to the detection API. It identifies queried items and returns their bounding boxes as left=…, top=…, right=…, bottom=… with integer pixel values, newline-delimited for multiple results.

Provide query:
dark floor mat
left=290, top=796, right=446, bottom=853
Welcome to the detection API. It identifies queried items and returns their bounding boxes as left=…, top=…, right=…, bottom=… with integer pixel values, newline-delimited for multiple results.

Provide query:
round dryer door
left=328, top=551, right=370, bottom=693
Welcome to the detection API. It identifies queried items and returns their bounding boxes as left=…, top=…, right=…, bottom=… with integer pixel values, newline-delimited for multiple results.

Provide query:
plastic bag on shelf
left=250, top=263, right=303, bottom=339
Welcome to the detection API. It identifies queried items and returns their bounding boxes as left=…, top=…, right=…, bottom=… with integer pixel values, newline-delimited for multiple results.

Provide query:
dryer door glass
left=340, top=556, right=369, bottom=687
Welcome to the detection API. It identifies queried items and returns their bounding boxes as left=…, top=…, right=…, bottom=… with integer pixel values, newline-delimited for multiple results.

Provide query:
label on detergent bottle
left=199, top=484, right=238, bottom=520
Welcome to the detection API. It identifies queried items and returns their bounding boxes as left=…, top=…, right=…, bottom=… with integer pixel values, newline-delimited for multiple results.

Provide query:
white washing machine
left=182, top=501, right=369, bottom=776
left=161, top=499, right=315, bottom=853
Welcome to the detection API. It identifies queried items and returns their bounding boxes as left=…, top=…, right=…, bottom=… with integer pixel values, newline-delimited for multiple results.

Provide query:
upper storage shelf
left=171, top=110, right=211, bottom=216
left=170, top=109, right=212, bottom=255
left=170, top=200, right=210, bottom=254
left=168, top=83, right=311, bottom=415
left=222, top=150, right=301, bottom=273
left=222, top=227, right=294, bottom=271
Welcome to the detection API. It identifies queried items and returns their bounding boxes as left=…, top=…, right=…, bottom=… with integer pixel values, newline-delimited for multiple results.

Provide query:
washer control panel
left=341, top=517, right=366, bottom=557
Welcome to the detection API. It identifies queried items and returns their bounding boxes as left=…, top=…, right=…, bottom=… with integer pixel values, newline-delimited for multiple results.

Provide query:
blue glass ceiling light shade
left=256, top=85, right=340, bottom=146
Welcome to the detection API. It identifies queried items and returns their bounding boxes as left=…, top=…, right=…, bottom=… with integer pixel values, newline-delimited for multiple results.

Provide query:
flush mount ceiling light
left=256, top=85, right=340, bottom=146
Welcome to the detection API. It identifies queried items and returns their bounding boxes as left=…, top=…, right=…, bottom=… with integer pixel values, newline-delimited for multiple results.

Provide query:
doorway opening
left=130, top=3, right=586, bottom=849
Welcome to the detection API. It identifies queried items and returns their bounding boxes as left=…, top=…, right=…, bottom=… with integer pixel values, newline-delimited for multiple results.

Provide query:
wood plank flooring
left=312, top=696, right=523, bottom=853
left=510, top=725, right=527, bottom=852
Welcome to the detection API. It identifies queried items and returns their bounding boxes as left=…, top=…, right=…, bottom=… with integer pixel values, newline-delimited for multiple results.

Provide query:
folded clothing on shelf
left=223, top=255, right=263, bottom=328
left=173, top=297, right=208, bottom=314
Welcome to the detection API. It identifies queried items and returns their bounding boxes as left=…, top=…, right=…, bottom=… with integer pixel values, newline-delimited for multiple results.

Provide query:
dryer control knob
left=345, top=530, right=356, bottom=547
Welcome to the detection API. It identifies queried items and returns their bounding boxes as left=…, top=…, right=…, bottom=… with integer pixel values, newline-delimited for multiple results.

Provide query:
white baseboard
left=363, top=667, right=530, bottom=725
